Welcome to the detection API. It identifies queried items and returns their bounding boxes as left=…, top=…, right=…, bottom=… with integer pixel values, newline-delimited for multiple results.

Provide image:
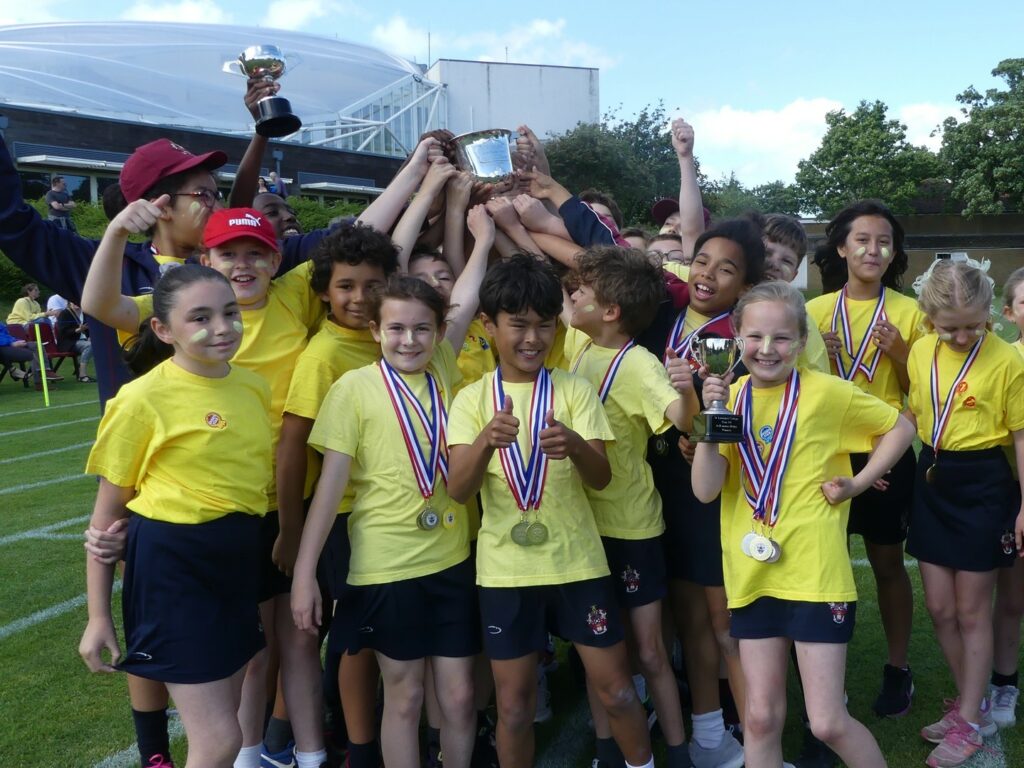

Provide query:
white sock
left=625, top=758, right=655, bottom=768
left=691, top=708, right=726, bottom=749
left=296, top=749, right=328, bottom=768
left=233, top=744, right=261, bottom=768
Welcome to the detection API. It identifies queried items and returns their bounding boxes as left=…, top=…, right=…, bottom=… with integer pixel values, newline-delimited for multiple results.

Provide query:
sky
left=2, top=0, right=1022, bottom=187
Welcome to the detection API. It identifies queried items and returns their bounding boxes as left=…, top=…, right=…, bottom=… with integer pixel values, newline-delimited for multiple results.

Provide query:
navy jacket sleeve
left=557, top=196, right=629, bottom=248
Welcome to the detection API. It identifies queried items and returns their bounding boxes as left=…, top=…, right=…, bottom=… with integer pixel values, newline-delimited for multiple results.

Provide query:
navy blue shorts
left=907, top=446, right=1019, bottom=571
left=258, top=511, right=291, bottom=602
left=602, top=536, right=667, bottom=608
left=730, top=597, right=856, bottom=643
left=338, top=558, right=480, bottom=661
left=479, top=577, right=624, bottom=660
left=120, top=513, right=265, bottom=683
left=847, top=446, right=915, bottom=545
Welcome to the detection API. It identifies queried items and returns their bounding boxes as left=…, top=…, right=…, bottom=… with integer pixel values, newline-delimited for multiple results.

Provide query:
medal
left=493, top=368, right=554, bottom=548
left=664, top=309, right=731, bottom=365
left=526, top=521, right=549, bottom=545
left=740, top=532, right=756, bottom=556
left=572, top=339, right=635, bottom=403
left=442, top=509, right=457, bottom=529
left=830, top=286, right=887, bottom=382
left=379, top=361, right=450, bottom=532
left=735, top=369, right=800, bottom=564
left=928, top=335, right=984, bottom=484
left=417, top=507, right=440, bottom=530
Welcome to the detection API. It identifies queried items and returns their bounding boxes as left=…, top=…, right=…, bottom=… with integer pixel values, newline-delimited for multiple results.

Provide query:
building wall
left=426, top=59, right=599, bottom=139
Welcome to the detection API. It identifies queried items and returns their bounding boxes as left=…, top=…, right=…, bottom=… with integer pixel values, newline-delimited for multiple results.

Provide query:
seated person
left=57, top=301, right=94, bottom=382
left=0, top=321, right=39, bottom=386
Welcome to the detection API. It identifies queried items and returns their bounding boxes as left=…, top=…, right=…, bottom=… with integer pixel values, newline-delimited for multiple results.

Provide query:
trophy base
left=256, top=97, right=302, bottom=138
left=691, top=410, right=743, bottom=444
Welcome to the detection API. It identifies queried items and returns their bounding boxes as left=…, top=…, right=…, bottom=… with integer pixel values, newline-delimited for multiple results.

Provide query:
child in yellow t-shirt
left=447, top=254, right=654, bottom=768
left=564, top=246, right=698, bottom=768
left=904, top=260, right=1024, bottom=765
left=80, top=265, right=274, bottom=767
left=805, top=200, right=926, bottom=717
left=291, top=276, right=476, bottom=768
left=692, top=281, right=914, bottom=768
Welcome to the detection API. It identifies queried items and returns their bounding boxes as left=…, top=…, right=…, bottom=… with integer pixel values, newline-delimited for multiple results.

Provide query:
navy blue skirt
left=119, top=512, right=265, bottom=684
left=906, top=446, right=1019, bottom=572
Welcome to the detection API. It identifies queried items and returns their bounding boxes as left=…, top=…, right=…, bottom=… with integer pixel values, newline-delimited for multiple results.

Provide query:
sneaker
left=261, top=742, right=297, bottom=768
left=922, top=698, right=962, bottom=743
left=144, top=755, right=175, bottom=768
left=534, top=668, right=552, bottom=723
left=990, top=683, right=1019, bottom=728
left=926, top=714, right=983, bottom=767
left=793, top=727, right=838, bottom=768
left=45, top=369, right=63, bottom=381
left=688, top=731, right=744, bottom=768
left=873, top=664, right=914, bottom=717
left=10, top=368, right=26, bottom=381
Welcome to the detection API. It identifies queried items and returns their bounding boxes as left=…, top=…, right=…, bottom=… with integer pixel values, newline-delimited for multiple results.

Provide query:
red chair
left=27, top=322, right=78, bottom=374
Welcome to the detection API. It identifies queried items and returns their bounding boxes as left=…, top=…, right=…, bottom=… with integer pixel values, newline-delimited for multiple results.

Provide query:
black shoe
left=793, top=728, right=838, bottom=768
left=470, top=716, right=498, bottom=768
left=873, top=663, right=914, bottom=717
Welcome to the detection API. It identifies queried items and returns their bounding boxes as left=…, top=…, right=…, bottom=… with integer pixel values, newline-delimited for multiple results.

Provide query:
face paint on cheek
left=253, top=259, right=269, bottom=270
left=854, top=246, right=867, bottom=257
left=881, top=247, right=891, bottom=260
left=189, top=328, right=209, bottom=343
left=761, top=335, right=773, bottom=356
left=973, top=327, right=986, bottom=337
left=582, top=304, right=596, bottom=313
left=233, top=321, right=244, bottom=334
left=937, top=332, right=953, bottom=342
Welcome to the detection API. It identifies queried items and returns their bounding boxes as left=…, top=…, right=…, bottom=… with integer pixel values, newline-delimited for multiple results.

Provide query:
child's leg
left=375, top=654, right=426, bottom=768
left=737, top=637, right=789, bottom=768
left=576, top=641, right=652, bottom=766
left=339, top=648, right=381, bottom=767
left=993, top=557, right=1024, bottom=683
left=795, top=641, right=885, bottom=768
left=864, top=541, right=913, bottom=668
left=629, top=600, right=687, bottom=747
left=952, top=568, right=999, bottom=723
left=128, top=675, right=172, bottom=764
left=920, top=563, right=966, bottom=693
left=431, top=655, right=477, bottom=768
left=705, top=586, right=744, bottom=726
left=423, top=660, right=443, bottom=763
left=237, top=599, right=274, bottom=760
left=491, top=653, right=539, bottom=768
left=167, top=667, right=247, bottom=768
left=668, top=579, right=720, bottom=715
left=273, top=593, right=324, bottom=756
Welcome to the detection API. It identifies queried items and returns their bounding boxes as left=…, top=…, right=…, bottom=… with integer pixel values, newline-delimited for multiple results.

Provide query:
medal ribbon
left=664, top=310, right=731, bottom=364
left=491, top=367, right=554, bottom=511
left=829, top=286, right=887, bottom=382
left=929, top=335, right=984, bottom=452
left=379, top=360, right=448, bottom=501
left=571, top=340, right=635, bottom=403
left=735, top=368, right=801, bottom=528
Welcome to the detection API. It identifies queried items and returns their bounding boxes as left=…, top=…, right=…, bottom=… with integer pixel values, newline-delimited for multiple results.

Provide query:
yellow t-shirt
left=718, top=370, right=899, bottom=608
left=1015, top=339, right=1024, bottom=360
left=308, top=342, right=468, bottom=585
left=564, top=327, right=676, bottom=538
left=907, top=332, right=1024, bottom=451
left=86, top=360, right=272, bottom=524
left=448, top=368, right=615, bottom=587
left=133, top=263, right=321, bottom=506
left=545, top=320, right=570, bottom=371
left=806, top=288, right=926, bottom=408
left=456, top=317, right=497, bottom=392
left=284, top=319, right=380, bottom=501
left=801, top=319, right=830, bottom=374
left=7, top=296, right=45, bottom=324
left=662, top=262, right=690, bottom=281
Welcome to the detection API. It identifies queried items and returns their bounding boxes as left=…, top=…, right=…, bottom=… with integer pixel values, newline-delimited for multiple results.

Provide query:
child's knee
left=496, top=689, right=535, bottom=732
left=595, top=675, right=639, bottom=714
left=636, top=639, right=668, bottom=679
left=808, top=711, right=849, bottom=746
left=744, top=698, right=785, bottom=740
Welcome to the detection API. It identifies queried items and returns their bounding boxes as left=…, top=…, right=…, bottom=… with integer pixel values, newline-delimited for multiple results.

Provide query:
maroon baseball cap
left=203, top=208, right=279, bottom=252
left=120, top=139, right=227, bottom=203
left=651, top=198, right=713, bottom=227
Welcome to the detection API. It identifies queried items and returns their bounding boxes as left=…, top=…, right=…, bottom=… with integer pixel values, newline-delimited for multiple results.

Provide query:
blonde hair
left=915, top=259, right=994, bottom=321
left=733, top=280, right=807, bottom=340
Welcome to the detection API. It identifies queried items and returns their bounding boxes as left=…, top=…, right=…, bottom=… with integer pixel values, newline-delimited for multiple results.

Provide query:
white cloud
left=0, top=0, right=62, bottom=25
left=262, top=0, right=364, bottom=32
left=122, top=0, right=232, bottom=25
left=370, top=14, right=616, bottom=69
left=897, top=102, right=957, bottom=151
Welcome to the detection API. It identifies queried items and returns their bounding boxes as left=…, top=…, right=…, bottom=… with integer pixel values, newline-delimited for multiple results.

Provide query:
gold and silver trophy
left=224, top=45, right=302, bottom=138
left=691, top=336, right=744, bottom=443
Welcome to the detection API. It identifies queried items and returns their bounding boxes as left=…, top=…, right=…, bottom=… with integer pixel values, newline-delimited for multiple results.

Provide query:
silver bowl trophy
left=690, top=336, right=745, bottom=443
left=224, top=45, right=302, bottom=138
left=450, top=129, right=515, bottom=184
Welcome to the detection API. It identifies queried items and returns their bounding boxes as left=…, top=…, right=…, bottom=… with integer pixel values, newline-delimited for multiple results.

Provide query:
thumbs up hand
left=665, top=348, right=695, bottom=394
left=485, top=395, right=519, bottom=449
left=539, top=408, right=579, bottom=460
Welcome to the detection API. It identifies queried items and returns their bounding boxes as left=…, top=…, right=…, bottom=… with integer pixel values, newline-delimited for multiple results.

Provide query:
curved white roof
left=0, top=21, right=424, bottom=134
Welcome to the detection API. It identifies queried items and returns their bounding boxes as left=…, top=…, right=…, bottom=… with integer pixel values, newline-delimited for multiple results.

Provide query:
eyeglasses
left=170, top=189, right=224, bottom=208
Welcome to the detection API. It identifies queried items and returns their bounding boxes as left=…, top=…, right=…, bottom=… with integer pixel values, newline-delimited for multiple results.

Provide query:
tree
left=940, top=58, right=1024, bottom=215
left=751, top=181, right=802, bottom=217
left=795, top=100, right=945, bottom=218
left=703, top=173, right=759, bottom=217
left=544, top=102, right=704, bottom=225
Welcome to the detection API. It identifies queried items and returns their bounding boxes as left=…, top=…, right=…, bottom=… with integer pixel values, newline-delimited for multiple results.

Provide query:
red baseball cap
left=120, top=139, right=227, bottom=203
left=203, top=208, right=279, bottom=251
left=651, top=198, right=713, bottom=227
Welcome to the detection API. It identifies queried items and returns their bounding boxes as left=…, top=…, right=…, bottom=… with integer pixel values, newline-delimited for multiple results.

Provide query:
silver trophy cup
left=224, top=45, right=302, bottom=138
left=691, top=336, right=745, bottom=443
left=450, top=129, right=515, bottom=184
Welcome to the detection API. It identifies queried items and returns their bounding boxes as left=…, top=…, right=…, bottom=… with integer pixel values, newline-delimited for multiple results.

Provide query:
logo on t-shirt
left=956, top=381, right=969, bottom=395
left=828, top=602, right=848, bottom=625
left=759, top=425, right=774, bottom=444
left=205, top=412, right=228, bottom=429
left=963, top=396, right=976, bottom=409
left=586, top=605, right=609, bottom=635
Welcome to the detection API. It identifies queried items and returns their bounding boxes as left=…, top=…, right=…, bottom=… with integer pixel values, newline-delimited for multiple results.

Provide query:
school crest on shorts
left=1001, top=531, right=1016, bottom=556
left=621, top=565, right=641, bottom=594
left=205, top=412, right=228, bottom=429
left=586, top=605, right=609, bottom=635
left=828, top=602, right=848, bottom=625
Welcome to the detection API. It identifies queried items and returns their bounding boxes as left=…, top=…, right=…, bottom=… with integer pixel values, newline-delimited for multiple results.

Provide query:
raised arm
left=672, top=118, right=705, bottom=262
left=445, top=205, right=493, bottom=353
left=443, top=172, right=474, bottom=276
left=486, top=197, right=544, bottom=255
left=357, top=137, right=441, bottom=234
left=228, top=77, right=278, bottom=208
left=392, top=159, right=458, bottom=271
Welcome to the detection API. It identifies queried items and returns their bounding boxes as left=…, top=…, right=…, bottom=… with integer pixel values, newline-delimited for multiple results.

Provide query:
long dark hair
left=812, top=200, right=908, bottom=294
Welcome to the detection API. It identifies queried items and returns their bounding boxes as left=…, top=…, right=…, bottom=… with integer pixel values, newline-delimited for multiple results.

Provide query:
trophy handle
left=222, top=60, right=246, bottom=76
left=726, top=337, right=745, bottom=375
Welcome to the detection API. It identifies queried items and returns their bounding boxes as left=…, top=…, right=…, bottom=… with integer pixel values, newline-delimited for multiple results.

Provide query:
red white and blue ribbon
left=664, top=310, right=731, bottom=364
left=734, top=369, right=801, bottom=527
left=929, top=335, right=984, bottom=451
left=572, top=340, right=635, bottom=403
left=380, top=360, right=448, bottom=501
left=830, top=286, right=887, bottom=382
left=491, top=367, right=554, bottom=511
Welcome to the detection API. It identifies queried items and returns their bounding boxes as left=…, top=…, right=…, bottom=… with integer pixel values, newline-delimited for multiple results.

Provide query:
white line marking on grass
left=94, top=714, right=184, bottom=768
left=0, top=399, right=98, bottom=419
left=0, top=441, right=92, bottom=465
left=0, top=415, right=98, bottom=437
left=0, top=581, right=121, bottom=641
left=851, top=558, right=916, bottom=567
left=0, top=472, right=90, bottom=495
left=0, top=514, right=90, bottom=546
